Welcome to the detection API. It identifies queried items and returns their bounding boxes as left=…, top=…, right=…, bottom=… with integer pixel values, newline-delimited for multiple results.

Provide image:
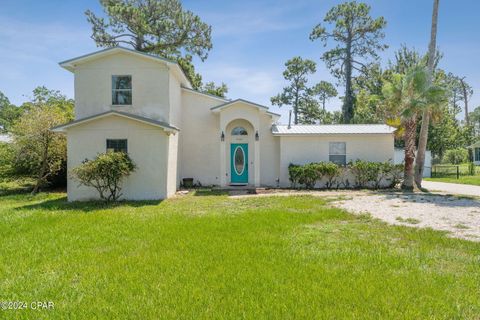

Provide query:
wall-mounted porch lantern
left=221, top=131, right=225, bottom=141
left=255, top=131, right=259, bottom=141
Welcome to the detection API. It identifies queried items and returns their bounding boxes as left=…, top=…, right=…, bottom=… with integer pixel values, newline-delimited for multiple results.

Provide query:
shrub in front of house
left=72, top=152, right=136, bottom=202
left=288, top=161, right=403, bottom=190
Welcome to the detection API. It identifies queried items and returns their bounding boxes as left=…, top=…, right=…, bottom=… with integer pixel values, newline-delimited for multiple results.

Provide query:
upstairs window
left=231, top=127, right=248, bottom=136
left=329, top=142, right=346, bottom=166
left=112, top=75, right=132, bottom=105
left=106, top=139, right=128, bottom=153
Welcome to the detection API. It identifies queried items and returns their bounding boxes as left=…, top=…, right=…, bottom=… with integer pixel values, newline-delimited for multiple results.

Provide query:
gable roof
left=210, top=98, right=281, bottom=118
left=51, top=110, right=180, bottom=133
left=272, top=124, right=396, bottom=135
left=59, top=46, right=192, bottom=89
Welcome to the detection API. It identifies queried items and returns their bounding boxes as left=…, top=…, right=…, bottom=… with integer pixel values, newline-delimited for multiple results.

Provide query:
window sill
left=111, top=105, right=132, bottom=107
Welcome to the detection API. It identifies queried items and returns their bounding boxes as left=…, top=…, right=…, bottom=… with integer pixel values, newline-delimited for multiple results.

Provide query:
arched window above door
left=231, top=127, right=248, bottom=136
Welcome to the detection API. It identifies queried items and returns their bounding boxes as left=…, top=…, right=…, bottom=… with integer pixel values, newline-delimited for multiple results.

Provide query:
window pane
left=329, top=155, right=346, bottom=166
left=231, top=127, right=248, bottom=135
left=112, top=90, right=132, bottom=105
left=329, top=142, right=346, bottom=155
left=106, top=139, right=128, bottom=153
left=234, top=147, right=245, bottom=174
left=112, top=76, right=131, bottom=90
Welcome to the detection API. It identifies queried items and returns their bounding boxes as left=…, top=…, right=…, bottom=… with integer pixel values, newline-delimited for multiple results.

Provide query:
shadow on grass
left=16, top=197, right=163, bottom=213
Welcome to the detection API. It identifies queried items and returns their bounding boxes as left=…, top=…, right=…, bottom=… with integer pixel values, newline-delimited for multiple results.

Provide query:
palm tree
left=382, top=66, right=446, bottom=190
left=415, top=0, right=440, bottom=187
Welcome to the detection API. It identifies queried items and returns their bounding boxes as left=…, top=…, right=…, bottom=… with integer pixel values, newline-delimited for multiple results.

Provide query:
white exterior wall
left=66, top=115, right=170, bottom=201
left=278, top=134, right=394, bottom=187
left=74, top=52, right=170, bottom=122
left=180, top=90, right=223, bottom=186
left=259, top=115, right=280, bottom=187
left=394, top=148, right=432, bottom=177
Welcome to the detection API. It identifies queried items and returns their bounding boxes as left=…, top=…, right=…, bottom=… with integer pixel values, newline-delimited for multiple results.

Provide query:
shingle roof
left=51, top=110, right=180, bottom=133
left=272, top=124, right=396, bottom=135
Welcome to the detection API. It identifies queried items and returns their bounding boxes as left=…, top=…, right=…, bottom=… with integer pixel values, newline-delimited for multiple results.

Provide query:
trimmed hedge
left=288, top=160, right=403, bottom=190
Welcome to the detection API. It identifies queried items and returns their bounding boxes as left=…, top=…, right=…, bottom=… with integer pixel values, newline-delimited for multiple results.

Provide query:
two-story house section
left=53, top=47, right=395, bottom=201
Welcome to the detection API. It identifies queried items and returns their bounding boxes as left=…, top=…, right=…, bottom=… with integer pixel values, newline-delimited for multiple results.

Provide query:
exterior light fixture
left=221, top=131, right=225, bottom=141
left=255, top=131, right=259, bottom=141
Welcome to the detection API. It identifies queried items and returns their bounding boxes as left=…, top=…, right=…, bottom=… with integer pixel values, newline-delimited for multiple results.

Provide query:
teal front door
left=230, top=143, right=248, bottom=184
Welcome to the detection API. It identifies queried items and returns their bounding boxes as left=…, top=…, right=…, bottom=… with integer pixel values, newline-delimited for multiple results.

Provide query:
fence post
left=457, top=166, right=459, bottom=179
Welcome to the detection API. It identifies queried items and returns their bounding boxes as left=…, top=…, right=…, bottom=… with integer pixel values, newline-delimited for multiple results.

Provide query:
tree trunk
left=322, top=97, right=326, bottom=111
left=343, top=37, right=353, bottom=123
left=414, top=0, right=439, bottom=188
left=460, top=77, right=469, bottom=126
left=403, top=118, right=417, bottom=190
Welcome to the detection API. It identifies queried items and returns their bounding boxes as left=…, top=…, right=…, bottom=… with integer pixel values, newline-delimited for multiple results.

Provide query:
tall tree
left=459, top=77, right=473, bottom=126
left=309, top=1, right=387, bottom=123
left=0, top=91, right=23, bottom=133
left=415, top=0, right=440, bottom=188
left=86, top=0, right=227, bottom=97
left=271, top=57, right=317, bottom=125
left=85, top=0, right=212, bottom=60
left=382, top=66, right=446, bottom=190
left=11, top=107, right=71, bottom=194
left=310, top=81, right=338, bottom=110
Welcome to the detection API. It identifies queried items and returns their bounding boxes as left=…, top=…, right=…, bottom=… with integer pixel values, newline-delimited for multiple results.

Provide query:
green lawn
left=1, top=192, right=479, bottom=319
left=425, top=175, right=480, bottom=186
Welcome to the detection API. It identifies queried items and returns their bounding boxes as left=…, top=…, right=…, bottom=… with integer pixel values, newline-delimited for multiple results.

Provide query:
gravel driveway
left=422, top=180, right=480, bottom=197
left=331, top=193, right=480, bottom=241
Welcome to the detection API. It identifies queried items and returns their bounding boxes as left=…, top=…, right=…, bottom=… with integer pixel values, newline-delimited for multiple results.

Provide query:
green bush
left=443, top=148, right=468, bottom=165
left=72, top=152, right=136, bottom=202
left=288, top=160, right=403, bottom=190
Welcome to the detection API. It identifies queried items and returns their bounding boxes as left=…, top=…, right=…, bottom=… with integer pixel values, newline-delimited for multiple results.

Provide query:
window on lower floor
left=106, top=139, right=128, bottom=153
left=329, top=142, right=346, bottom=166
left=475, top=147, right=480, bottom=161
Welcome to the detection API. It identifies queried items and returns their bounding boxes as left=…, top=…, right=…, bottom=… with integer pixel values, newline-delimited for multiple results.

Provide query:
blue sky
left=1, top=0, right=479, bottom=123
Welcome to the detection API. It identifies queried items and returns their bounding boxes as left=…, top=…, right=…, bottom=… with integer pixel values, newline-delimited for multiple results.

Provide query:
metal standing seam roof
left=272, top=124, right=396, bottom=135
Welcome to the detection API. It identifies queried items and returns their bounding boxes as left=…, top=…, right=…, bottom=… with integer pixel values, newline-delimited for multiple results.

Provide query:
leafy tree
left=85, top=0, right=212, bottom=60
left=0, top=92, right=23, bottom=133
left=443, top=148, right=468, bottom=164
left=11, top=107, right=70, bottom=194
left=72, top=152, right=136, bottom=202
left=310, top=81, right=337, bottom=110
left=352, top=89, right=381, bottom=124
left=310, top=1, right=387, bottom=123
left=202, top=81, right=228, bottom=98
left=470, top=106, right=480, bottom=136
left=381, top=66, right=446, bottom=190
left=9, top=87, right=74, bottom=193
left=86, top=0, right=228, bottom=97
left=271, top=57, right=317, bottom=124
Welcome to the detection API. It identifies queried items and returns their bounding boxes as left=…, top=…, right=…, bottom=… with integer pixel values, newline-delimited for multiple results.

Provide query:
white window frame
left=329, top=142, right=347, bottom=166
left=112, top=75, right=132, bottom=106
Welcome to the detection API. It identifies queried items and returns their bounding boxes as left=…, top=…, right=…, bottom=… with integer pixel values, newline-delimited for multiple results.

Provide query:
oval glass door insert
left=234, top=146, right=245, bottom=175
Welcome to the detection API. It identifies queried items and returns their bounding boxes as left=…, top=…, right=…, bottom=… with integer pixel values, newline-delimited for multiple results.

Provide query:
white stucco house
left=53, top=47, right=396, bottom=201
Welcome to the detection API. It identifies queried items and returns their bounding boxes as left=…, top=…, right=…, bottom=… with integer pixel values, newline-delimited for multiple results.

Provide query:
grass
left=426, top=163, right=480, bottom=186
left=1, top=192, right=479, bottom=319
left=425, top=175, right=480, bottom=186
left=395, top=216, right=421, bottom=224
